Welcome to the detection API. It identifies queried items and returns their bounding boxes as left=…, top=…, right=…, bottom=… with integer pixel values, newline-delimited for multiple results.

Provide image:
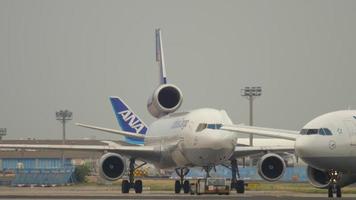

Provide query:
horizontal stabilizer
left=76, top=123, right=145, bottom=139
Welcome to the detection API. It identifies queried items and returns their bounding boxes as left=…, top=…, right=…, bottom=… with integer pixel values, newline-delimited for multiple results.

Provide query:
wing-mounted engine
left=257, top=153, right=286, bottom=182
left=307, top=166, right=356, bottom=188
left=99, top=153, right=126, bottom=181
left=147, top=84, right=183, bottom=118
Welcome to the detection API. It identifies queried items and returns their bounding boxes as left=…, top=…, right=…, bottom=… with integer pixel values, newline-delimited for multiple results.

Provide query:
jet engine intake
left=257, top=153, right=286, bottom=182
left=99, top=153, right=126, bottom=181
left=307, top=166, right=330, bottom=188
left=147, top=84, right=183, bottom=118
left=307, top=166, right=356, bottom=188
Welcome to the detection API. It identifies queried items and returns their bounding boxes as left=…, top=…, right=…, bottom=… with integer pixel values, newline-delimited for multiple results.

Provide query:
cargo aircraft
left=0, top=29, right=296, bottom=194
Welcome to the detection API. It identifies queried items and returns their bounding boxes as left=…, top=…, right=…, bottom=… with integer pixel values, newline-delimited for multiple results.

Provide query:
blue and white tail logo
left=110, top=97, right=148, bottom=145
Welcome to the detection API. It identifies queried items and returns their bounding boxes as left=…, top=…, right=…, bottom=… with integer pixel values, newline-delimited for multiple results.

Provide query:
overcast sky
left=1, top=0, right=356, bottom=140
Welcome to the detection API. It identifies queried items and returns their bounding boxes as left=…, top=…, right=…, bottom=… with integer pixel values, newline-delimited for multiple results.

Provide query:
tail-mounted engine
left=257, top=153, right=286, bottom=182
left=147, top=84, right=183, bottom=118
left=99, top=153, right=126, bottom=181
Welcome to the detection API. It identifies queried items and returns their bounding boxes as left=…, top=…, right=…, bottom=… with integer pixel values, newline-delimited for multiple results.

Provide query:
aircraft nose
left=199, top=130, right=235, bottom=149
left=295, top=136, right=313, bottom=158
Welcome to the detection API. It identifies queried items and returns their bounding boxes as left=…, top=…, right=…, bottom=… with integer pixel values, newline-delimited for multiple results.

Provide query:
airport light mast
left=241, top=86, right=262, bottom=166
left=240, top=86, right=262, bottom=145
left=56, top=110, right=72, bottom=144
left=56, top=110, right=72, bottom=167
left=0, top=128, right=6, bottom=140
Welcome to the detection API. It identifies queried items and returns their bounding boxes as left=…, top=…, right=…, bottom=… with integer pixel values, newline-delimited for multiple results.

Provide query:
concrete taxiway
left=1, top=189, right=356, bottom=199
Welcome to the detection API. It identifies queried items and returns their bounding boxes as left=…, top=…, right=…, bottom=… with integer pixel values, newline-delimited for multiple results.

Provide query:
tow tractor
left=190, top=178, right=230, bottom=195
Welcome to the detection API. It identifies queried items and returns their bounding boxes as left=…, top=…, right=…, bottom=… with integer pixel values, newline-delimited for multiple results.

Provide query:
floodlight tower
left=0, top=128, right=6, bottom=140
left=56, top=110, right=72, bottom=168
left=240, top=87, right=262, bottom=146
left=56, top=110, right=73, bottom=144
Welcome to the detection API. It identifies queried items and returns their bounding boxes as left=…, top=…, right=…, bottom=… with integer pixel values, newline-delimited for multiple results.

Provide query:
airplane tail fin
left=110, top=96, right=148, bottom=145
left=155, top=28, right=167, bottom=84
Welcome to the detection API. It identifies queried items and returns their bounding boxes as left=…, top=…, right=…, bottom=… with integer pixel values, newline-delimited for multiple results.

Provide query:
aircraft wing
left=76, top=123, right=145, bottom=139
left=221, top=124, right=299, bottom=141
left=232, top=145, right=295, bottom=158
left=0, top=141, right=159, bottom=159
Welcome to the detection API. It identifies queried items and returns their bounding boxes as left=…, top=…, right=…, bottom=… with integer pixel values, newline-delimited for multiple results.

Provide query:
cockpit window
left=300, top=129, right=308, bottom=135
left=207, top=124, right=215, bottom=129
left=300, top=129, right=319, bottom=135
left=319, top=128, right=326, bottom=135
left=300, top=128, right=333, bottom=136
left=196, top=123, right=207, bottom=132
left=196, top=123, right=222, bottom=132
left=207, top=124, right=222, bottom=130
left=322, top=128, right=333, bottom=135
left=307, top=129, right=318, bottom=135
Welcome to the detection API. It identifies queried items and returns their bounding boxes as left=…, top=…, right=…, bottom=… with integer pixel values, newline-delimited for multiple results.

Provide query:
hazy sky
left=1, top=0, right=356, bottom=140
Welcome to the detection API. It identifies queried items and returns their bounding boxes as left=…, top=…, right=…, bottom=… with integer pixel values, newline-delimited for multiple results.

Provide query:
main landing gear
left=174, top=167, right=190, bottom=194
left=327, top=170, right=341, bottom=198
left=230, top=159, right=245, bottom=193
left=121, top=158, right=146, bottom=194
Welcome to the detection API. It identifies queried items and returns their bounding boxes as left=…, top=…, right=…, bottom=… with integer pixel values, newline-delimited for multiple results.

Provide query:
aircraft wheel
left=134, top=180, right=143, bottom=193
left=336, top=185, right=341, bottom=198
left=175, top=180, right=181, bottom=193
left=183, top=180, right=190, bottom=194
left=236, top=180, right=245, bottom=194
left=328, top=186, right=333, bottom=198
left=122, top=180, right=130, bottom=193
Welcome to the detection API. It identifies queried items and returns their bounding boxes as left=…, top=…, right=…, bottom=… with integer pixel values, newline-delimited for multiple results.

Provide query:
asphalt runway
left=1, top=191, right=356, bottom=200
left=1, top=185, right=356, bottom=199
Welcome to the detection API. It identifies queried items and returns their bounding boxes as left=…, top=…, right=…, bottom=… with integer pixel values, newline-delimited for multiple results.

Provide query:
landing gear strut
left=327, top=170, right=341, bottom=198
left=203, top=166, right=214, bottom=178
left=121, top=158, right=146, bottom=194
left=230, top=159, right=245, bottom=193
left=174, top=167, right=190, bottom=194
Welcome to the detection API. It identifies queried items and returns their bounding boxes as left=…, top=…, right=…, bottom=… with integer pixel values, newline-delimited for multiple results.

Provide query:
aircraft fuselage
left=143, top=108, right=237, bottom=169
left=295, top=110, right=356, bottom=173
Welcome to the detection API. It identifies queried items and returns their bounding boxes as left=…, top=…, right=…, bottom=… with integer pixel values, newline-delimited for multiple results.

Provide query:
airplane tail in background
left=110, top=97, right=148, bottom=145
left=155, top=28, right=167, bottom=84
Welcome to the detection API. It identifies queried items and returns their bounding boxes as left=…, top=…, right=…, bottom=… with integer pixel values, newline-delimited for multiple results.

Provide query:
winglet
left=155, top=28, right=167, bottom=84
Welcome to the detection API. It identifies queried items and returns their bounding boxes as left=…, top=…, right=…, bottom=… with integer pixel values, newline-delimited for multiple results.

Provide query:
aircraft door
left=344, top=120, right=356, bottom=145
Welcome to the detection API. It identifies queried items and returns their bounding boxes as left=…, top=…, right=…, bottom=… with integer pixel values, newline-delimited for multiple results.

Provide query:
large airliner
left=0, top=29, right=294, bottom=194
left=223, top=110, right=356, bottom=198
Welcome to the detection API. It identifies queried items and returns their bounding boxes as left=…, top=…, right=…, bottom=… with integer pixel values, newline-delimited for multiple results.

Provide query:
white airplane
left=0, top=29, right=294, bottom=194
left=223, top=110, right=356, bottom=198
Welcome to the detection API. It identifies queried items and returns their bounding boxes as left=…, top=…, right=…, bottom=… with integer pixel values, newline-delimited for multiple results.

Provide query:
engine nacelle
left=307, top=166, right=356, bottom=188
left=147, top=84, right=183, bottom=118
left=257, top=153, right=286, bottom=182
left=99, top=153, right=126, bottom=181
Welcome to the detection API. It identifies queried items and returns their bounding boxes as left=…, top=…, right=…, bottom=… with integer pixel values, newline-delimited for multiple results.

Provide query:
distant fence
left=0, top=158, right=75, bottom=186
left=11, top=167, right=75, bottom=186
left=1, top=158, right=72, bottom=170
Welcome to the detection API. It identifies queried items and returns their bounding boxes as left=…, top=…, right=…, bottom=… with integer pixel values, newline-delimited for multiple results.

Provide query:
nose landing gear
left=327, top=170, right=341, bottom=198
left=174, top=167, right=190, bottom=193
